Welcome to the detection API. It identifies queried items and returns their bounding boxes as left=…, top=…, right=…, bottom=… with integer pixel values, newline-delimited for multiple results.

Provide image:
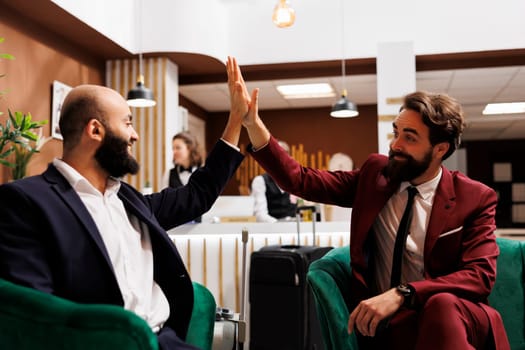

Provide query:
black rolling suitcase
left=249, top=206, right=332, bottom=350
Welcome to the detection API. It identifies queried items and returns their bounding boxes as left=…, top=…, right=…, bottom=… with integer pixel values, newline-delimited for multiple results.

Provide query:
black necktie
left=390, top=186, right=418, bottom=288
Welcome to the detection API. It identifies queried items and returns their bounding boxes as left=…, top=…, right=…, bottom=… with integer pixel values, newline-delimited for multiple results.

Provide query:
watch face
left=397, top=284, right=412, bottom=296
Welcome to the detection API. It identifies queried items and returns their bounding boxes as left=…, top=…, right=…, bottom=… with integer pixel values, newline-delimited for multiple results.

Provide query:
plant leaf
left=21, top=130, right=38, bottom=141
left=0, top=53, right=14, bottom=60
left=0, top=158, right=15, bottom=168
left=8, top=110, right=17, bottom=128
left=20, top=113, right=28, bottom=131
left=0, top=148, right=14, bottom=158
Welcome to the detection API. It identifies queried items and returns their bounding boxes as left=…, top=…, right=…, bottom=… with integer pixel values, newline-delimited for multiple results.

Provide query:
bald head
left=59, top=85, right=127, bottom=151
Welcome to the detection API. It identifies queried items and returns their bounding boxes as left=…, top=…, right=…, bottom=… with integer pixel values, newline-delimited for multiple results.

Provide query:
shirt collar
left=398, top=167, right=442, bottom=201
left=53, top=158, right=121, bottom=195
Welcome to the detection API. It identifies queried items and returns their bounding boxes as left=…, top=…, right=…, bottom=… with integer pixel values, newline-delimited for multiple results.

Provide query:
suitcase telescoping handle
left=295, top=205, right=316, bottom=245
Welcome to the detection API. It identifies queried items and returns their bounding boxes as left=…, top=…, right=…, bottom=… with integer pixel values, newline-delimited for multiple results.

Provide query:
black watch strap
left=396, top=283, right=414, bottom=308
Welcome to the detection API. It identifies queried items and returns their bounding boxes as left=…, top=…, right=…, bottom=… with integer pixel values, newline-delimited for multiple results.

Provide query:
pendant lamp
left=330, top=0, right=358, bottom=118
left=127, top=52, right=156, bottom=108
left=331, top=88, right=358, bottom=118
left=126, top=0, right=156, bottom=108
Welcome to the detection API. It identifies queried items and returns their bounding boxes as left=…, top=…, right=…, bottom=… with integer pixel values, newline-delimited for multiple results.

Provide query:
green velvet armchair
left=0, top=279, right=216, bottom=350
left=307, top=237, right=525, bottom=350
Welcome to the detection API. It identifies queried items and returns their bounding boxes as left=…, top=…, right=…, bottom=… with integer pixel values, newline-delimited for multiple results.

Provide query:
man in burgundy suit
left=227, top=56, right=509, bottom=349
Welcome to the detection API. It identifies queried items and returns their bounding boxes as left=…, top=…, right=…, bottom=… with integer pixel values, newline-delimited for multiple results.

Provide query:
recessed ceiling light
left=482, top=102, right=525, bottom=115
left=276, top=83, right=335, bottom=99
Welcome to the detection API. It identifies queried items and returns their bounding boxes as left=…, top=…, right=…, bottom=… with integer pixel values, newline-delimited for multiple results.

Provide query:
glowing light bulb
left=272, top=0, right=295, bottom=28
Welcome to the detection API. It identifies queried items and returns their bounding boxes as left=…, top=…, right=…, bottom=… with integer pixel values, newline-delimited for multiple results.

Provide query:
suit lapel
left=424, top=167, right=457, bottom=261
left=118, top=188, right=188, bottom=279
left=43, top=165, right=115, bottom=273
left=117, top=188, right=156, bottom=227
left=353, top=169, right=397, bottom=242
left=117, top=188, right=172, bottom=249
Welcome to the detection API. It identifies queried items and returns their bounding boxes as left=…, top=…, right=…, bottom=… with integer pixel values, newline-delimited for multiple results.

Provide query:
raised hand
left=221, top=56, right=252, bottom=146
left=227, top=56, right=250, bottom=122
left=226, top=56, right=268, bottom=149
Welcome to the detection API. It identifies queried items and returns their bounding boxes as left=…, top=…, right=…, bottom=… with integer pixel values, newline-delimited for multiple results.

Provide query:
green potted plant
left=0, top=37, right=48, bottom=180
left=0, top=110, right=47, bottom=179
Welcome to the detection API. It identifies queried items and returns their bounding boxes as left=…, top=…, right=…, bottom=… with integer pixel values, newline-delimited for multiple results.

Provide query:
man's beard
left=95, top=128, right=139, bottom=178
left=385, top=148, right=432, bottom=183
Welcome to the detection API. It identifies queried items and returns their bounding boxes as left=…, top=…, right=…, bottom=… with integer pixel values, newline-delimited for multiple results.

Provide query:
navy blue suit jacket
left=0, top=140, right=243, bottom=339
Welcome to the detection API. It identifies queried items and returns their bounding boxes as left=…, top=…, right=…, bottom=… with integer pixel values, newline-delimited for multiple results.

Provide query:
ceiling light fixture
left=127, top=0, right=156, bottom=108
left=127, top=54, right=156, bottom=108
left=483, top=102, right=525, bottom=115
left=330, top=0, right=358, bottom=118
left=277, top=83, right=335, bottom=99
left=272, top=0, right=295, bottom=28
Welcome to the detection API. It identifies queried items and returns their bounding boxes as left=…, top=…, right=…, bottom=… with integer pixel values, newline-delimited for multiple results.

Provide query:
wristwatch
left=396, top=283, right=414, bottom=308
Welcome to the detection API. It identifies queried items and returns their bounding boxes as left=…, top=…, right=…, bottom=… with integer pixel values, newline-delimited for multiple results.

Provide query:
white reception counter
left=167, top=221, right=524, bottom=313
left=168, top=221, right=350, bottom=312
left=167, top=221, right=524, bottom=348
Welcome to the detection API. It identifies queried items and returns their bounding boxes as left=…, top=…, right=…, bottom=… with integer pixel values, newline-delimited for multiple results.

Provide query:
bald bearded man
left=0, top=84, right=245, bottom=349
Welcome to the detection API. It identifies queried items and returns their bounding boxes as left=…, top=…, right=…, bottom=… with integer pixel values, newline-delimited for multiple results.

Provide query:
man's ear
left=87, top=119, right=104, bottom=141
left=434, top=142, right=450, bottom=160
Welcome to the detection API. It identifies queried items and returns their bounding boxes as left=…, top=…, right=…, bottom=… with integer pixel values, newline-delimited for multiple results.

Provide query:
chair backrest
left=0, top=278, right=158, bottom=350
left=308, top=238, right=525, bottom=350
left=0, top=279, right=217, bottom=350
left=489, top=238, right=525, bottom=349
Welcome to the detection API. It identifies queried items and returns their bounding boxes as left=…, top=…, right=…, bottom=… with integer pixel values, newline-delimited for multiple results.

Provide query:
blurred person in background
left=162, top=131, right=203, bottom=189
left=161, top=131, right=204, bottom=222
left=251, top=140, right=297, bottom=222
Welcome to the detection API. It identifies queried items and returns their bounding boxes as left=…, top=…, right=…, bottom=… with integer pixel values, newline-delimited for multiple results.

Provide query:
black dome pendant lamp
left=330, top=0, right=358, bottom=118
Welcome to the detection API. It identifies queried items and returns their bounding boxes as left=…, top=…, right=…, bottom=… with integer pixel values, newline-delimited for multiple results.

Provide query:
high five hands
left=226, top=56, right=259, bottom=128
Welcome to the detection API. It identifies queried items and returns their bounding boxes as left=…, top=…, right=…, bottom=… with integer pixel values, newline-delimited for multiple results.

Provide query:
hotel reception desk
left=168, top=221, right=350, bottom=312
left=168, top=222, right=524, bottom=314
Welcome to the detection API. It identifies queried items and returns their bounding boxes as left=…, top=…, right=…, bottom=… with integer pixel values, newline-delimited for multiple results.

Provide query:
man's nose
left=390, top=137, right=402, bottom=151
left=131, top=128, right=139, bottom=141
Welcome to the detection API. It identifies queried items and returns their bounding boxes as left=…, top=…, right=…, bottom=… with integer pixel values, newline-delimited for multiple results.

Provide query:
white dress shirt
left=251, top=175, right=279, bottom=223
left=53, top=158, right=170, bottom=332
left=372, top=168, right=442, bottom=293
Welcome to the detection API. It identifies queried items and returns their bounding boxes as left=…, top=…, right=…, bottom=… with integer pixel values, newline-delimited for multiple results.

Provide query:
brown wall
left=0, top=7, right=105, bottom=183
left=206, top=105, right=379, bottom=195
left=464, top=139, right=525, bottom=228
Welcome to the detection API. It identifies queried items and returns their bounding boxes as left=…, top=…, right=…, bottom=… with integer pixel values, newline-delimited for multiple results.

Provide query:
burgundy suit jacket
left=249, top=136, right=509, bottom=349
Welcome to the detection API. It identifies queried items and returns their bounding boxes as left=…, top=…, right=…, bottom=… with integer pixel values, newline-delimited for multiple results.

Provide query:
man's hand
left=348, top=288, right=404, bottom=337
left=227, top=56, right=249, bottom=121
left=222, top=56, right=255, bottom=145
left=225, top=56, right=269, bottom=149
left=226, top=56, right=260, bottom=126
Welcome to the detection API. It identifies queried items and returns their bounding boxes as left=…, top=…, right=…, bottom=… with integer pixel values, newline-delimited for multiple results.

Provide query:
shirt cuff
left=251, top=141, right=270, bottom=152
left=220, top=138, right=241, bottom=152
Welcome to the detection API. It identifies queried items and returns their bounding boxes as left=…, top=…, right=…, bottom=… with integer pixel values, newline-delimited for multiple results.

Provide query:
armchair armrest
left=307, top=246, right=359, bottom=350
left=186, top=282, right=217, bottom=350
